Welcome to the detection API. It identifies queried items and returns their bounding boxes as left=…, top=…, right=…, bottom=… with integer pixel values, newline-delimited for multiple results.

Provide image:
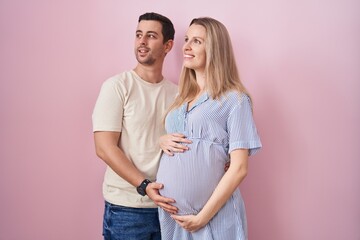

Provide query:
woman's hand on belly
left=147, top=182, right=178, bottom=214
left=159, top=133, right=192, bottom=156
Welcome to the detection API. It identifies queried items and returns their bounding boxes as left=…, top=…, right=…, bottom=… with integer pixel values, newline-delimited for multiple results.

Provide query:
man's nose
left=139, top=36, right=147, bottom=45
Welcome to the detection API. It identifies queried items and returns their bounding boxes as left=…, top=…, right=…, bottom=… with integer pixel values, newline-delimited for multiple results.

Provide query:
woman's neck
left=195, top=71, right=206, bottom=91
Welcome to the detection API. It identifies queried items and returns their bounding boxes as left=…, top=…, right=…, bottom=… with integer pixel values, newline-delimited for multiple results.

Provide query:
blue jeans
left=103, top=201, right=161, bottom=240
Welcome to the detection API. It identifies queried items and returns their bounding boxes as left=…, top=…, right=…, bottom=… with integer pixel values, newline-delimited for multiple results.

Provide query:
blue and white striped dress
left=157, top=91, right=262, bottom=240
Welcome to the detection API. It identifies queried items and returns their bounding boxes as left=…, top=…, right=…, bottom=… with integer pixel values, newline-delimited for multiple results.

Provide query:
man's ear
left=164, top=39, right=174, bottom=54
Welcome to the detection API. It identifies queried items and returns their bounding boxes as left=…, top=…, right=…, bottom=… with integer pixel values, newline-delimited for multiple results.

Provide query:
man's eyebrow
left=136, top=30, right=159, bottom=35
left=146, top=31, right=159, bottom=35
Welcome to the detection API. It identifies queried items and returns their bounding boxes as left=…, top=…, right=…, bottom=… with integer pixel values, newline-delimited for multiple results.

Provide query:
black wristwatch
left=136, top=179, right=151, bottom=196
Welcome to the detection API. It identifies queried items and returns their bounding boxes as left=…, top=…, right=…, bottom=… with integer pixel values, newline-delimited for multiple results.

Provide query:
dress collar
left=186, top=92, right=209, bottom=113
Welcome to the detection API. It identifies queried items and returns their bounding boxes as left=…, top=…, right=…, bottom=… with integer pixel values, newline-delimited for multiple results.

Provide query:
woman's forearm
left=196, top=149, right=249, bottom=225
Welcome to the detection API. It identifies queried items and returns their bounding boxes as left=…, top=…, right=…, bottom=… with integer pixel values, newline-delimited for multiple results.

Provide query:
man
left=92, top=12, right=181, bottom=240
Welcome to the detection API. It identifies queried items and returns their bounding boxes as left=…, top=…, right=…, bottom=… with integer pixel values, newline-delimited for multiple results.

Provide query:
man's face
left=134, top=20, right=167, bottom=66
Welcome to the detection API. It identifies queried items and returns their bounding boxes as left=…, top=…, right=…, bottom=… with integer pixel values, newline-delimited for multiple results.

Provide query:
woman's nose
left=183, top=41, right=191, bottom=50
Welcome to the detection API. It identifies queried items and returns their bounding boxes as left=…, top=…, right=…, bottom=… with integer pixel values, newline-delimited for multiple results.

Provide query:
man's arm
left=94, top=131, right=145, bottom=187
left=94, top=131, right=178, bottom=213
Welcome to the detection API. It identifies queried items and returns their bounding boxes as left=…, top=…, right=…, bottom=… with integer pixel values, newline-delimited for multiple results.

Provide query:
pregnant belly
left=156, top=140, right=227, bottom=215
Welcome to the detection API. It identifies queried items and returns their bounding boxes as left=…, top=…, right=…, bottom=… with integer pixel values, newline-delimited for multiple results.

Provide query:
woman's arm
left=171, top=148, right=248, bottom=232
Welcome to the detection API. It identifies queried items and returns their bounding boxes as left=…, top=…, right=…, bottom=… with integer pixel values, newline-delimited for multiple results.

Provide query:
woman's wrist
left=196, top=211, right=211, bottom=227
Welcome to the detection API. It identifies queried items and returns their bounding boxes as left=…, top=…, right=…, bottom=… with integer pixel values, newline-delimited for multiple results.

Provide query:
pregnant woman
left=156, top=17, right=262, bottom=240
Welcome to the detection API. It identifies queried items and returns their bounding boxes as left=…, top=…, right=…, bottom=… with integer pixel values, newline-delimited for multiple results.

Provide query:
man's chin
left=136, top=57, right=155, bottom=66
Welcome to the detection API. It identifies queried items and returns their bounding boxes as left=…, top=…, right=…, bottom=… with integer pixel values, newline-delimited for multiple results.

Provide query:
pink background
left=1, top=1, right=359, bottom=239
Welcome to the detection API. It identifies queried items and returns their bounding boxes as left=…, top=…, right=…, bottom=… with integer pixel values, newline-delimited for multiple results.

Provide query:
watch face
left=137, top=179, right=151, bottom=196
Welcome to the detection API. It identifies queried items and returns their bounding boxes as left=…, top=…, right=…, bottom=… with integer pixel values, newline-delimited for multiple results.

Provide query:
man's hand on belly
left=147, top=182, right=178, bottom=214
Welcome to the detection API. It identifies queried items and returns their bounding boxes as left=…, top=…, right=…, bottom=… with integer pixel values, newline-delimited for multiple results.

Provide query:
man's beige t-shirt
left=92, top=70, right=177, bottom=208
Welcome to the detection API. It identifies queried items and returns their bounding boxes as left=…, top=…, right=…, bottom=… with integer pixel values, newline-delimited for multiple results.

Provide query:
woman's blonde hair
left=168, top=17, right=250, bottom=112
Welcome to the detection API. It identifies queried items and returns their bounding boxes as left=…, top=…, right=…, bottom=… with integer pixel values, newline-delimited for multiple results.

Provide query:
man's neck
left=133, top=65, right=164, bottom=84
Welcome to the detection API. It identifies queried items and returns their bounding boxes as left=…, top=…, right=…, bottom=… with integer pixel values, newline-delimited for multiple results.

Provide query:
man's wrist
left=136, top=179, right=152, bottom=196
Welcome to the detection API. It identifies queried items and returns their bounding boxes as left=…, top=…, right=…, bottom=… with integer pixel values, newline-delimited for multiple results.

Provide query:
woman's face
left=182, top=24, right=207, bottom=73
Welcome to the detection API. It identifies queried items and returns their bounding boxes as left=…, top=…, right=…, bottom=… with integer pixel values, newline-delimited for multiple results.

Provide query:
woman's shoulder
left=223, top=90, right=250, bottom=104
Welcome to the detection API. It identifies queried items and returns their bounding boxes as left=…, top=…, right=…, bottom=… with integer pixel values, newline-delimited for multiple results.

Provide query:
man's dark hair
left=138, top=12, right=175, bottom=43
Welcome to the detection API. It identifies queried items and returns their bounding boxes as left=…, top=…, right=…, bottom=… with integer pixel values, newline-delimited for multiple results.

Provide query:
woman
left=156, top=17, right=262, bottom=240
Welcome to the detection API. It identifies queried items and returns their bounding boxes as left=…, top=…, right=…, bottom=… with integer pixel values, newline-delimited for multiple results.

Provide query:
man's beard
left=136, top=55, right=155, bottom=65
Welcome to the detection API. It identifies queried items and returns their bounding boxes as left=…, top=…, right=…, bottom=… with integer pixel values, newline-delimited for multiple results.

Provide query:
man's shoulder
left=101, top=71, right=136, bottom=88
left=162, top=78, right=178, bottom=91
left=105, top=71, right=133, bottom=83
left=163, top=79, right=177, bottom=86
